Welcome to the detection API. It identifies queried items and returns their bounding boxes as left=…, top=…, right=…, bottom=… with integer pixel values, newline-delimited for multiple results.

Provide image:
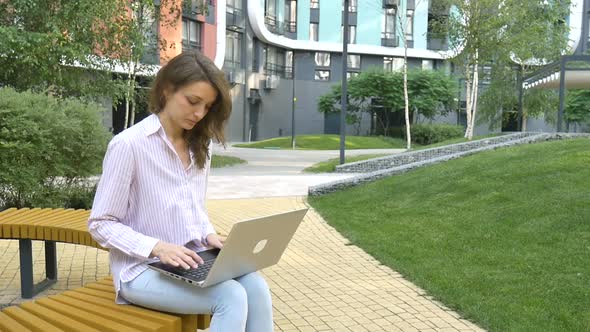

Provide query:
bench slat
left=0, top=311, right=33, bottom=332
left=48, top=294, right=167, bottom=332
left=72, top=287, right=114, bottom=300
left=62, top=290, right=181, bottom=332
left=2, top=306, right=64, bottom=332
left=35, top=298, right=144, bottom=332
left=84, top=283, right=115, bottom=293
left=20, top=301, right=102, bottom=332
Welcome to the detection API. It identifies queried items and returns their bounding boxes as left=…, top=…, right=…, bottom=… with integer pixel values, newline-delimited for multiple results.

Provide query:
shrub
left=411, top=124, right=464, bottom=145
left=0, top=88, right=110, bottom=210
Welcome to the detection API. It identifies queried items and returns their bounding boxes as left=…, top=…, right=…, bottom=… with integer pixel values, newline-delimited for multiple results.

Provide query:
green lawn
left=308, top=138, right=590, bottom=332
left=303, top=154, right=389, bottom=173
left=234, top=135, right=405, bottom=150
left=211, top=155, right=246, bottom=168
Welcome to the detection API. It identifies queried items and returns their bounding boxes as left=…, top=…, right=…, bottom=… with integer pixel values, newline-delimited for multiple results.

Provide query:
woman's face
left=162, top=80, right=218, bottom=131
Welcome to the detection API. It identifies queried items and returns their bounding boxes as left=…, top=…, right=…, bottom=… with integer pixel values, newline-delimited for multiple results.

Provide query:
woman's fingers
left=183, top=247, right=204, bottom=265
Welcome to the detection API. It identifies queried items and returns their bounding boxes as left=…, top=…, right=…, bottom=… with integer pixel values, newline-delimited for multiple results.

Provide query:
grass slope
left=308, top=138, right=590, bottom=331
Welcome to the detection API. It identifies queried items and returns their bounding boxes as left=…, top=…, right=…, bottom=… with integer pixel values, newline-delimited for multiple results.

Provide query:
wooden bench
left=0, top=208, right=211, bottom=331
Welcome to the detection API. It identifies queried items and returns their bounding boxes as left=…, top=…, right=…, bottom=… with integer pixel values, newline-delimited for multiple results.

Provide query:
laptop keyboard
left=173, top=259, right=216, bottom=281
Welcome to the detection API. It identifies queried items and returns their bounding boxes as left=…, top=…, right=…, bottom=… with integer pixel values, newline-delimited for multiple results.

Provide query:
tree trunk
left=468, top=60, right=479, bottom=140
left=464, top=63, right=473, bottom=138
left=403, top=37, right=411, bottom=149
left=124, top=79, right=131, bottom=130
left=522, top=112, right=528, bottom=131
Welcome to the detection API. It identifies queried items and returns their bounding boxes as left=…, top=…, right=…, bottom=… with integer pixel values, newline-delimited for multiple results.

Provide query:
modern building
left=112, top=0, right=589, bottom=138
left=222, top=0, right=455, bottom=142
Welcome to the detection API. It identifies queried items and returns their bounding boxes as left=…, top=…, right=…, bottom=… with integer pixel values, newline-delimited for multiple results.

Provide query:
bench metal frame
left=18, top=239, right=58, bottom=299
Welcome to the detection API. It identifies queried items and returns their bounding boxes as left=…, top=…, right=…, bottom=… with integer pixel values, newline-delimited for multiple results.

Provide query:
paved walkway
left=0, top=146, right=486, bottom=331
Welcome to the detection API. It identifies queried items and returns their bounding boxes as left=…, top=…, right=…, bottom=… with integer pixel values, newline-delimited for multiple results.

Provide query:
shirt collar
left=144, top=114, right=162, bottom=136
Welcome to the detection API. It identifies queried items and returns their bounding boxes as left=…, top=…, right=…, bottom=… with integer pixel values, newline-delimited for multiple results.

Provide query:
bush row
left=0, top=88, right=110, bottom=210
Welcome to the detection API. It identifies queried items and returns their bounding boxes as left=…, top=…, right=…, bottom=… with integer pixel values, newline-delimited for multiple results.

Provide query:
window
left=384, top=56, right=403, bottom=71
left=285, top=0, right=297, bottom=32
left=342, top=0, right=357, bottom=12
left=382, top=8, right=396, bottom=41
left=347, top=72, right=360, bottom=79
left=227, top=0, right=241, bottom=10
left=225, top=31, right=241, bottom=68
left=341, top=25, right=357, bottom=44
left=310, top=23, right=319, bottom=41
left=265, top=0, right=276, bottom=16
left=314, top=52, right=331, bottom=67
left=264, top=45, right=291, bottom=78
left=348, top=55, right=361, bottom=69
left=315, top=70, right=330, bottom=80
left=406, top=10, right=414, bottom=41
left=422, top=59, right=433, bottom=70
left=310, top=0, right=319, bottom=9
left=182, top=17, right=202, bottom=51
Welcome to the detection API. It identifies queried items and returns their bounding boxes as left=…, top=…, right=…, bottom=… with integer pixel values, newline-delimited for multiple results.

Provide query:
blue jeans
left=120, top=269, right=273, bottom=332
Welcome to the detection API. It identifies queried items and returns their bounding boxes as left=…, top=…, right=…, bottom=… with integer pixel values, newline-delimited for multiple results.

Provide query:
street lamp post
left=340, top=0, right=349, bottom=164
left=292, top=53, right=296, bottom=149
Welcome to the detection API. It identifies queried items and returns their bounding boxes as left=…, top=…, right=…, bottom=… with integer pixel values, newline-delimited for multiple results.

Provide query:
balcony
left=381, top=32, right=398, bottom=47
left=226, top=6, right=245, bottom=31
left=264, top=15, right=285, bottom=35
left=285, top=21, right=297, bottom=33
left=383, top=0, right=399, bottom=8
left=263, top=63, right=293, bottom=79
left=427, top=33, right=448, bottom=51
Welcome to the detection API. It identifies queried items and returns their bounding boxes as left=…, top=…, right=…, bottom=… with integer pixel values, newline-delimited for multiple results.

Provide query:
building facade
left=115, top=0, right=589, bottom=139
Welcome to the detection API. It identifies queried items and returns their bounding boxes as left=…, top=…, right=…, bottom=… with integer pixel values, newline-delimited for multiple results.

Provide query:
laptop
left=147, top=208, right=308, bottom=287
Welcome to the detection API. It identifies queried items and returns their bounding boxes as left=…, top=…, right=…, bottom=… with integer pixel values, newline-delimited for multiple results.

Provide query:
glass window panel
left=309, top=23, right=318, bottom=41
left=266, top=0, right=276, bottom=15
left=348, top=55, right=360, bottom=69
left=182, top=20, right=188, bottom=41
left=315, top=52, right=330, bottom=66
left=310, top=0, right=319, bottom=9
left=406, top=10, right=414, bottom=37
left=315, top=70, right=330, bottom=80
left=422, top=59, right=433, bottom=70
left=349, top=25, right=356, bottom=44
left=347, top=72, right=359, bottom=79
left=384, top=57, right=393, bottom=71
left=189, top=21, right=198, bottom=42
left=286, top=51, right=293, bottom=68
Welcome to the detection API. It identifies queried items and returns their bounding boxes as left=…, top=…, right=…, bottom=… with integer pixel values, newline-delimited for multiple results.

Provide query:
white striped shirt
left=88, top=114, right=215, bottom=304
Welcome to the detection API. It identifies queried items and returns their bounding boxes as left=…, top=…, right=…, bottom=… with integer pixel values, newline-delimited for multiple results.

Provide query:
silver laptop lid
left=202, top=208, right=308, bottom=287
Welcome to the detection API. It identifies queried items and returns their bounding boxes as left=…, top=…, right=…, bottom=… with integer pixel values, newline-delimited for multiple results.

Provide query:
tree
left=394, top=1, right=425, bottom=149
left=565, top=90, right=590, bottom=131
left=318, top=70, right=456, bottom=138
left=434, top=0, right=570, bottom=138
left=0, top=0, right=208, bottom=127
left=0, top=1, right=131, bottom=99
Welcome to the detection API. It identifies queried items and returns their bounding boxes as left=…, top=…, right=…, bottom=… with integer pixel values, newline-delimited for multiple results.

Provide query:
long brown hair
left=149, top=51, right=232, bottom=169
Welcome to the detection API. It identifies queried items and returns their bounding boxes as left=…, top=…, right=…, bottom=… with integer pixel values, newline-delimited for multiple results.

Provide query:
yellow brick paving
left=0, top=196, right=485, bottom=331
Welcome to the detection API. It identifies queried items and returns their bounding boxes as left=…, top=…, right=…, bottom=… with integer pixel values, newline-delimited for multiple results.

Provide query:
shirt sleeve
left=201, top=140, right=216, bottom=244
left=88, top=136, right=159, bottom=259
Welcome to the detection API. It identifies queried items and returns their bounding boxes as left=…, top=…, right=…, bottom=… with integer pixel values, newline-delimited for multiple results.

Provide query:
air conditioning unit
left=264, top=75, right=280, bottom=89
left=383, top=0, right=399, bottom=8
left=226, top=71, right=235, bottom=84
left=225, top=70, right=245, bottom=86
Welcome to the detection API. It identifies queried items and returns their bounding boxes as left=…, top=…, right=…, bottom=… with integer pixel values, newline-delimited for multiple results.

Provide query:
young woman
left=88, top=51, right=273, bottom=332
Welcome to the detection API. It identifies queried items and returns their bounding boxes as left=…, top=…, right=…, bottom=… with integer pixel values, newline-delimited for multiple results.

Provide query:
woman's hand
left=151, top=241, right=204, bottom=269
left=206, top=233, right=226, bottom=249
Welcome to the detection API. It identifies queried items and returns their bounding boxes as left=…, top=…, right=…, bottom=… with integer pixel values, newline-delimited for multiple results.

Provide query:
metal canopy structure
left=522, top=56, right=590, bottom=131
left=520, top=0, right=590, bottom=132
